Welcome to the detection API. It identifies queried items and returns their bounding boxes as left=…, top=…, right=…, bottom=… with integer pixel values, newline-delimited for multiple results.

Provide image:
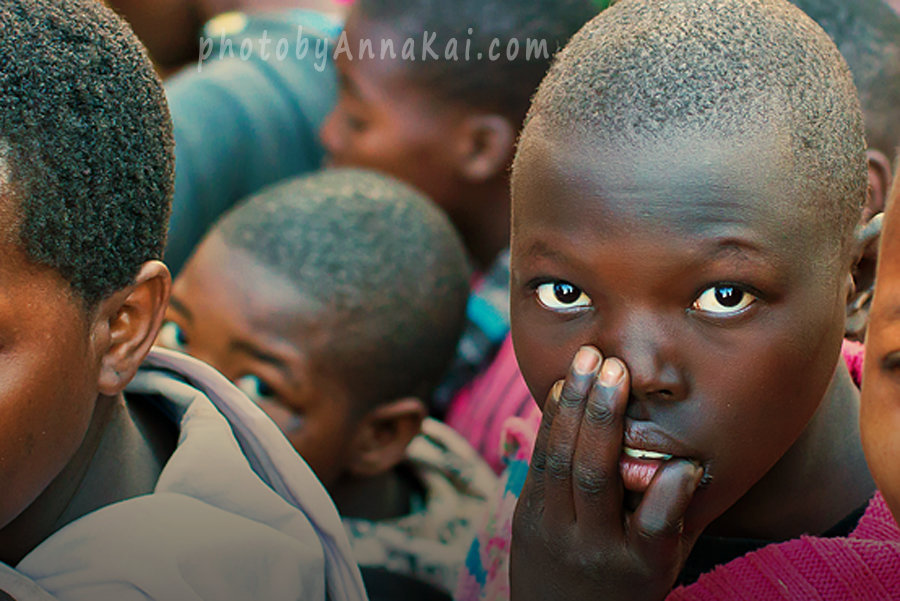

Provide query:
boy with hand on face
left=157, top=169, right=497, bottom=597
left=452, top=0, right=887, bottom=599
left=0, top=2, right=366, bottom=600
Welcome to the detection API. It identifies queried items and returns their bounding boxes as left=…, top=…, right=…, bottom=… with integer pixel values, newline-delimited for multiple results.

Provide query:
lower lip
left=619, top=454, right=667, bottom=492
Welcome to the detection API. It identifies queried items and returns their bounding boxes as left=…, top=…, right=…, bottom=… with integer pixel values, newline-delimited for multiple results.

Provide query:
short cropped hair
left=0, top=0, right=174, bottom=306
left=353, top=0, right=600, bottom=121
left=789, top=0, right=900, bottom=160
left=215, top=169, right=471, bottom=411
left=524, top=0, right=868, bottom=243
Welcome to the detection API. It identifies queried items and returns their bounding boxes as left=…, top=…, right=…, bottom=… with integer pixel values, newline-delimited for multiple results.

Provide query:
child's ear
left=346, top=397, right=427, bottom=477
left=865, top=149, right=893, bottom=220
left=846, top=212, right=884, bottom=341
left=93, top=260, right=172, bottom=396
left=455, top=113, right=517, bottom=183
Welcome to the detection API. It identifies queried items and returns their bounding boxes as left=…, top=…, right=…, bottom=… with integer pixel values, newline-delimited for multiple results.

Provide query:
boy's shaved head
left=354, top=0, right=600, bottom=121
left=788, top=0, right=900, bottom=160
left=0, top=0, right=173, bottom=306
left=215, top=169, right=470, bottom=410
left=524, top=0, right=867, bottom=245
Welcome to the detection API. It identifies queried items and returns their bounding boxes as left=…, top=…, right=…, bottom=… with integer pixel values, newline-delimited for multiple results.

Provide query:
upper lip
left=622, top=419, right=695, bottom=459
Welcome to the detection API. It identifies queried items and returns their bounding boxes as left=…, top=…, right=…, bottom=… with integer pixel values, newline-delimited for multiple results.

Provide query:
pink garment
left=446, top=335, right=537, bottom=474
left=667, top=492, right=900, bottom=601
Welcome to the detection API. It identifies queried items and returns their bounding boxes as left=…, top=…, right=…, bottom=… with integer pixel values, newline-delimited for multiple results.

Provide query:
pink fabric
left=667, top=492, right=900, bottom=601
left=843, top=339, right=865, bottom=387
left=446, top=335, right=536, bottom=474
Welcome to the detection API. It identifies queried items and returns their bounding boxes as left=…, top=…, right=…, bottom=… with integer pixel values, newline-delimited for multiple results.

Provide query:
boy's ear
left=865, top=149, right=893, bottom=219
left=455, top=114, right=517, bottom=183
left=846, top=212, right=884, bottom=341
left=346, top=397, right=427, bottom=478
left=94, top=260, right=172, bottom=396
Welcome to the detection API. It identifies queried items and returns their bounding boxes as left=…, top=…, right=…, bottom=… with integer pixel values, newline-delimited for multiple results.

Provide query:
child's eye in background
left=536, top=281, right=592, bottom=312
left=692, top=285, right=757, bottom=316
left=157, top=321, right=189, bottom=351
left=236, top=374, right=277, bottom=404
left=236, top=375, right=305, bottom=432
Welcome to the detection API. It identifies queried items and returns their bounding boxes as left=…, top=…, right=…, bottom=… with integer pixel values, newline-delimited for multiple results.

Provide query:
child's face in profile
left=510, top=127, right=850, bottom=533
left=862, top=187, right=900, bottom=523
left=319, top=14, right=465, bottom=216
left=0, top=206, right=104, bottom=532
left=156, top=234, right=363, bottom=490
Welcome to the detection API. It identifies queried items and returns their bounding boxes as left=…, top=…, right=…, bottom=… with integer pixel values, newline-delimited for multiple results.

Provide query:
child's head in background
left=157, top=169, right=470, bottom=497
left=862, top=164, right=900, bottom=525
left=511, top=0, right=875, bottom=541
left=0, top=0, right=173, bottom=554
left=320, top=0, right=599, bottom=268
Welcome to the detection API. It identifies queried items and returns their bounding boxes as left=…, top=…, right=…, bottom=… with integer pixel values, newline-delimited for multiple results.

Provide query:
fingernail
left=573, top=346, right=601, bottom=375
left=599, top=358, right=624, bottom=387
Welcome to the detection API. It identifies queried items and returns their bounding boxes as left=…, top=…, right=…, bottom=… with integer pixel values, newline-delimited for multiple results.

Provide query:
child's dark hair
left=523, top=0, right=868, bottom=246
left=215, top=168, right=471, bottom=412
left=789, top=0, right=900, bottom=160
left=353, top=0, right=600, bottom=122
left=0, top=0, right=174, bottom=307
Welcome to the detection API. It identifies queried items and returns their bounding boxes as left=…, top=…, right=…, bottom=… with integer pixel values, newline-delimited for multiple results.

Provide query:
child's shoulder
left=7, top=349, right=366, bottom=601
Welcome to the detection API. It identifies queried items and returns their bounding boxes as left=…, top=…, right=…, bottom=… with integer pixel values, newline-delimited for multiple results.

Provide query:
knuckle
left=584, top=399, right=616, bottom=427
left=545, top=449, right=573, bottom=480
left=572, top=464, right=612, bottom=495
left=558, top=382, right=586, bottom=408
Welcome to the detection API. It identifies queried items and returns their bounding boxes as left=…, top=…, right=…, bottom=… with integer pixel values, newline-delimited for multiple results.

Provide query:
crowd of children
left=2, top=0, right=900, bottom=599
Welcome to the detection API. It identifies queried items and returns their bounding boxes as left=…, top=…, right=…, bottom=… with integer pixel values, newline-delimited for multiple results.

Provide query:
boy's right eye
left=157, top=321, right=188, bottom=350
left=535, top=281, right=592, bottom=312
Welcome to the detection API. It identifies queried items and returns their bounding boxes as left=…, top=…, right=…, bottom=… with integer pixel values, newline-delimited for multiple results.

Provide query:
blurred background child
left=320, top=0, right=600, bottom=471
left=155, top=169, right=497, bottom=598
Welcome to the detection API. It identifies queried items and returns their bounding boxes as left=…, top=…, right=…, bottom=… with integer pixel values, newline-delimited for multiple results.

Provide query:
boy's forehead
left=513, top=122, right=823, bottom=245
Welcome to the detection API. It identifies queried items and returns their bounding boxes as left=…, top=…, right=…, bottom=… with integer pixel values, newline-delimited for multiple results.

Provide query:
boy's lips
left=620, top=420, right=697, bottom=493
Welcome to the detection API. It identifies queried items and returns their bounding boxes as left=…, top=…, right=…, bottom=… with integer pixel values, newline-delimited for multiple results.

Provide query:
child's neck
left=330, top=464, right=423, bottom=523
left=705, top=359, right=875, bottom=540
left=0, top=393, right=176, bottom=565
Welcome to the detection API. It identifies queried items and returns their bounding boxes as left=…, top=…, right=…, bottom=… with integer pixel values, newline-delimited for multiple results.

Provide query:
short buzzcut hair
left=215, top=168, right=471, bottom=411
left=352, top=0, right=600, bottom=122
left=0, top=0, right=174, bottom=307
left=789, top=0, right=900, bottom=161
left=523, top=0, right=868, bottom=244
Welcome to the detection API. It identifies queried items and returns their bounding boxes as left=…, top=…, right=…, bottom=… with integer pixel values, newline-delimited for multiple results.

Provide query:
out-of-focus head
left=160, top=169, right=470, bottom=489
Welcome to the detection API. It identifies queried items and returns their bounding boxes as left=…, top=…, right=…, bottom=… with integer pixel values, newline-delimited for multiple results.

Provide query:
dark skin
left=319, top=14, right=515, bottom=270
left=157, top=233, right=427, bottom=521
left=508, top=124, right=876, bottom=600
left=861, top=162, right=900, bottom=525
left=0, top=202, right=176, bottom=565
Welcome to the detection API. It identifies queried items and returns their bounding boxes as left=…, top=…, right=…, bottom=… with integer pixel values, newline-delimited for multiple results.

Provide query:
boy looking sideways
left=0, top=2, right=365, bottom=600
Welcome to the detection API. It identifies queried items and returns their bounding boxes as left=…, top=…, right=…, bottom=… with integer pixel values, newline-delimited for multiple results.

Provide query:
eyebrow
left=229, top=341, right=292, bottom=381
left=168, top=296, right=193, bottom=321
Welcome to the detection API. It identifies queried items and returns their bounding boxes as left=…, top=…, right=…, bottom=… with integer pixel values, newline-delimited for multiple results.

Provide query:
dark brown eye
left=536, top=281, right=592, bottom=312
left=693, top=285, right=756, bottom=315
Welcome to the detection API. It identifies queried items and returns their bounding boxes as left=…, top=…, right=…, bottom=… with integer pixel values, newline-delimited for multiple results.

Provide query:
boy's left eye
left=692, top=285, right=757, bottom=315
left=236, top=374, right=277, bottom=404
left=157, top=321, right=188, bottom=350
left=535, top=281, right=592, bottom=312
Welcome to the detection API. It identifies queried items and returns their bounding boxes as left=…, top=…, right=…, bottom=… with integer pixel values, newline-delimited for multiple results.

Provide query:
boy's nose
left=597, top=311, right=687, bottom=405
